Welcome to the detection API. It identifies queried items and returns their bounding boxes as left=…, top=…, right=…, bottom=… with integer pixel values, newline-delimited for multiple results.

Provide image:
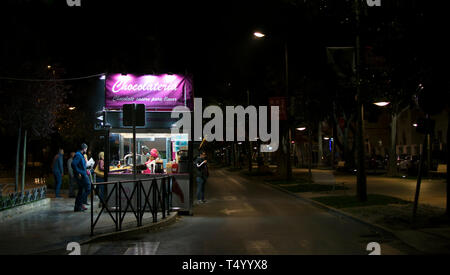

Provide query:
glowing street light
left=253, top=32, right=265, bottom=38
left=68, top=107, right=76, bottom=111
left=296, top=127, right=306, bottom=131
left=373, top=102, right=390, bottom=107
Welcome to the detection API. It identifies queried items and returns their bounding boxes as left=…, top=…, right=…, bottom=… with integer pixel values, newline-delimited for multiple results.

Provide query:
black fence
left=90, top=175, right=173, bottom=236
left=0, top=186, right=47, bottom=211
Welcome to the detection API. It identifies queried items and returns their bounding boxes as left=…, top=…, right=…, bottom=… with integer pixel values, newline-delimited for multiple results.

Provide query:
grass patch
left=242, top=170, right=274, bottom=177
left=282, top=183, right=348, bottom=193
left=226, top=167, right=243, bottom=172
left=267, top=178, right=310, bottom=185
left=312, top=194, right=409, bottom=209
left=344, top=204, right=449, bottom=230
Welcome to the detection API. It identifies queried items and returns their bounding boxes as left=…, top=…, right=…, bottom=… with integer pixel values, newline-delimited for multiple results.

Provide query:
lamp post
left=254, top=31, right=292, bottom=180
left=354, top=0, right=367, bottom=202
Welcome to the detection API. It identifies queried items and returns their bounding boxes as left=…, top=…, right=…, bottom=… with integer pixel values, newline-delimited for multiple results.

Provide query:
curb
left=82, top=212, right=179, bottom=245
left=0, top=198, right=51, bottom=222
left=32, top=211, right=179, bottom=255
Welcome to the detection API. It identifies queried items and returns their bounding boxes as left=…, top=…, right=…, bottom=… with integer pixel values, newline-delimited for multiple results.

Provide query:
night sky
left=0, top=0, right=448, bottom=101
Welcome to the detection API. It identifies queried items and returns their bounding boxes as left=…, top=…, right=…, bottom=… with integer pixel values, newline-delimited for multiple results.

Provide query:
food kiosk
left=96, top=73, right=194, bottom=214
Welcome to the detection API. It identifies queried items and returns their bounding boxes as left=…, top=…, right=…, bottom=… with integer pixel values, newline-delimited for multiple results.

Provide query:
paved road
left=79, top=168, right=415, bottom=255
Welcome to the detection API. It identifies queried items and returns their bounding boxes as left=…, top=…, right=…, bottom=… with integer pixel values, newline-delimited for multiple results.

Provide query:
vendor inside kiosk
left=109, top=133, right=189, bottom=175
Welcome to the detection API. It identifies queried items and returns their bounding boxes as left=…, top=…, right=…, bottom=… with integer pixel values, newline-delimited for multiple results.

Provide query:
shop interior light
left=323, top=137, right=330, bottom=140
left=118, top=133, right=188, bottom=140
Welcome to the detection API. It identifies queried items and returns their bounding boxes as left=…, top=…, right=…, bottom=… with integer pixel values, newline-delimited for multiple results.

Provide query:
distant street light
left=373, top=102, right=390, bottom=107
left=68, top=107, right=76, bottom=111
left=253, top=32, right=265, bottom=38
left=296, top=127, right=306, bottom=131
left=99, top=74, right=106, bottom=80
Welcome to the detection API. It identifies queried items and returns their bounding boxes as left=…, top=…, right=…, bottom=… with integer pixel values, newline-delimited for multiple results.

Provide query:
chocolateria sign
left=105, top=74, right=193, bottom=110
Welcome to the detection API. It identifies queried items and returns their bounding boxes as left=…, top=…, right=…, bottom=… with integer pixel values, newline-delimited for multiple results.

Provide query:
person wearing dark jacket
left=71, top=143, right=90, bottom=212
left=194, top=151, right=209, bottom=203
left=52, top=148, right=64, bottom=198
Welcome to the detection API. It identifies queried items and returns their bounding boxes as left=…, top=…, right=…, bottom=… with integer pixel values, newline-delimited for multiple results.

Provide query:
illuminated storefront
left=95, top=73, right=194, bottom=214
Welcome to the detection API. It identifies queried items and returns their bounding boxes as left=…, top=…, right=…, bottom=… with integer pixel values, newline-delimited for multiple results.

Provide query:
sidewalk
left=294, top=168, right=447, bottom=208
left=291, top=168, right=450, bottom=254
left=0, top=195, right=176, bottom=255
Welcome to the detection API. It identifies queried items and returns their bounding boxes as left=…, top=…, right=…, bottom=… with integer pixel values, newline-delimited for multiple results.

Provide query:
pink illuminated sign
left=105, top=74, right=193, bottom=110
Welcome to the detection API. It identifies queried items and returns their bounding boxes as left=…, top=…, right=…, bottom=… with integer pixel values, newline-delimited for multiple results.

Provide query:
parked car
left=397, top=154, right=419, bottom=174
left=369, top=155, right=388, bottom=170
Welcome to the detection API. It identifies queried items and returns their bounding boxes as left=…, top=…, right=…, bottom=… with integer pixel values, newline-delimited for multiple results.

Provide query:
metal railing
left=90, top=176, right=173, bottom=236
left=0, top=186, right=47, bottom=211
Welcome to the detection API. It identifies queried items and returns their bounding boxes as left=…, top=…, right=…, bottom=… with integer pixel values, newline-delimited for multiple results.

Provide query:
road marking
left=123, top=242, right=160, bottom=255
left=221, top=208, right=242, bottom=215
left=220, top=202, right=255, bottom=215
left=223, top=196, right=237, bottom=201
left=229, top=177, right=246, bottom=190
left=245, top=240, right=275, bottom=254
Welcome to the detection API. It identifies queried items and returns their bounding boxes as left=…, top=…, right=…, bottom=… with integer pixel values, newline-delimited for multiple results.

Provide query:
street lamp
left=253, top=29, right=291, bottom=179
left=68, top=107, right=76, bottom=111
left=296, top=127, right=306, bottom=131
left=373, top=101, right=390, bottom=107
left=253, top=32, right=265, bottom=38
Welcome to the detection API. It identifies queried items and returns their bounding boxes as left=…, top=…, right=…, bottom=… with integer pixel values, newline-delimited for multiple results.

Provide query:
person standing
left=52, top=148, right=64, bottom=198
left=194, top=151, right=209, bottom=204
left=67, top=152, right=76, bottom=198
left=94, top=152, right=105, bottom=206
left=72, top=143, right=91, bottom=212
left=84, top=152, right=94, bottom=205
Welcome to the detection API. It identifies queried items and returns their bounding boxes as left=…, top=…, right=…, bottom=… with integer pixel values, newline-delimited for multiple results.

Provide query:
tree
left=0, top=64, right=69, bottom=192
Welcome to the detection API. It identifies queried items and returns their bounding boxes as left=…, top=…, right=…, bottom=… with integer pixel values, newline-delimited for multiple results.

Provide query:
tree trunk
left=318, top=121, right=324, bottom=167
left=446, top=109, right=450, bottom=218
left=15, top=126, right=22, bottom=192
left=21, top=130, right=27, bottom=193
left=308, top=128, right=313, bottom=182
left=247, top=141, right=252, bottom=173
left=278, top=123, right=292, bottom=180
left=388, top=113, right=399, bottom=177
